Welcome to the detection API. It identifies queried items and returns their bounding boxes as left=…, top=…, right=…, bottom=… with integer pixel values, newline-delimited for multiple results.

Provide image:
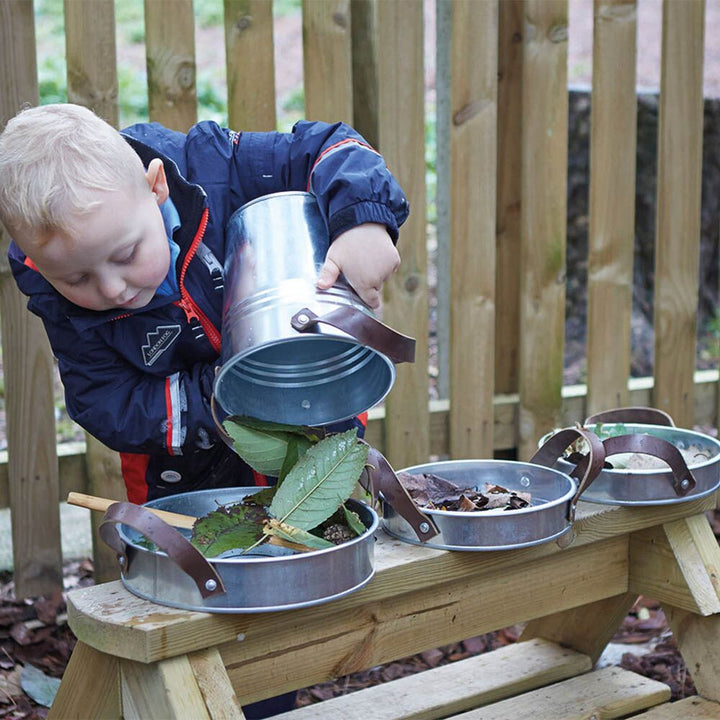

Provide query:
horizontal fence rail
left=0, top=0, right=714, bottom=598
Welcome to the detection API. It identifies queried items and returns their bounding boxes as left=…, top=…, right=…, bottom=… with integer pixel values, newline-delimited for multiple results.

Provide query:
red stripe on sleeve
left=120, top=453, right=151, bottom=504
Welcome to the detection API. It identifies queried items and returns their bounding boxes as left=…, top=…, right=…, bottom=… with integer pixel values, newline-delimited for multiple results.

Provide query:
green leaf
left=342, top=504, right=366, bottom=537
left=231, top=416, right=324, bottom=442
left=223, top=418, right=315, bottom=476
left=269, top=429, right=368, bottom=530
left=263, top=518, right=335, bottom=550
left=191, top=502, right=268, bottom=557
left=244, top=486, right=278, bottom=507
left=21, top=663, right=61, bottom=708
left=278, top=436, right=306, bottom=484
left=223, top=421, right=295, bottom=475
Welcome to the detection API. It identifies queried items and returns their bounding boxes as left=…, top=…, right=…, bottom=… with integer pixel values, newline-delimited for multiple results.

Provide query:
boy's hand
left=316, top=223, right=400, bottom=310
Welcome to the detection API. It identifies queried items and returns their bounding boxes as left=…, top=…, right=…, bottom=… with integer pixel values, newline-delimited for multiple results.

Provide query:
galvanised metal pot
left=100, top=487, right=379, bottom=613
left=382, top=427, right=605, bottom=551
left=538, top=407, right=720, bottom=506
left=213, top=191, right=415, bottom=426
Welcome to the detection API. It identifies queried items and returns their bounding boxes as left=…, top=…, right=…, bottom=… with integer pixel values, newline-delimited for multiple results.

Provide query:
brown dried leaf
left=0, top=668, right=23, bottom=703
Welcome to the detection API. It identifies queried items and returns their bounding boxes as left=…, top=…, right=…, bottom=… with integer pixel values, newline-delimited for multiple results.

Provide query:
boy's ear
left=145, top=158, right=169, bottom=204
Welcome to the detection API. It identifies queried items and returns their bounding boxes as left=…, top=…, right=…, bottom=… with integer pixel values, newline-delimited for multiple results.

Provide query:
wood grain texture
left=456, top=666, right=670, bottom=720
left=47, top=642, right=120, bottom=719
left=85, top=435, right=126, bottom=584
left=448, top=0, right=498, bottom=459
left=518, top=0, right=569, bottom=460
left=0, top=277, right=62, bottom=597
left=665, top=605, right=720, bottom=702
left=271, top=639, right=590, bottom=720
left=64, top=0, right=118, bottom=126
left=521, top=591, right=638, bottom=663
left=121, top=655, right=211, bottom=719
left=586, top=0, right=637, bottom=413
left=494, top=0, right=524, bottom=396
left=633, top=697, right=720, bottom=719
left=225, top=0, right=276, bottom=131
left=653, top=0, right=705, bottom=427
left=375, top=0, right=429, bottom=469
left=303, top=0, right=353, bottom=123
left=144, top=0, right=197, bottom=132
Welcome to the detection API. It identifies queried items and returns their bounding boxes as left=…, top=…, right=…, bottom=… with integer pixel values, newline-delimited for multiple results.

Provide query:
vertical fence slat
left=144, top=0, right=197, bottom=132
left=303, top=0, right=352, bottom=123
left=375, top=0, right=428, bottom=468
left=518, top=0, right=569, bottom=460
left=351, top=0, right=379, bottom=152
left=65, top=0, right=127, bottom=582
left=653, top=0, right=705, bottom=427
left=225, top=0, right=276, bottom=131
left=495, top=0, right=524, bottom=397
left=64, top=0, right=119, bottom=127
left=448, top=0, right=498, bottom=459
left=586, top=0, right=637, bottom=414
left=0, top=1, right=63, bottom=598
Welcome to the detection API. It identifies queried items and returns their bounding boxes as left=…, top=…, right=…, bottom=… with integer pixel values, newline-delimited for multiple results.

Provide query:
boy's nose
left=98, top=274, right=127, bottom=301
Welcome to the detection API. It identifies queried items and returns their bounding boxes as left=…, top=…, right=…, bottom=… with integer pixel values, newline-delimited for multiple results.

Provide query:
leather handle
left=584, top=406, right=675, bottom=427
left=600, top=434, right=696, bottom=496
left=291, top=306, right=415, bottom=363
left=361, top=444, right=439, bottom=542
left=530, top=426, right=607, bottom=522
left=99, top=502, right=226, bottom=598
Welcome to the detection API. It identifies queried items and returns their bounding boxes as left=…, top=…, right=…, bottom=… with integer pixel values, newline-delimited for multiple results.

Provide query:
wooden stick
left=66, top=492, right=197, bottom=529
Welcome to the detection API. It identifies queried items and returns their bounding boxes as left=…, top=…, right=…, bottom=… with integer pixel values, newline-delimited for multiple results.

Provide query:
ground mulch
left=2, top=513, right=719, bottom=718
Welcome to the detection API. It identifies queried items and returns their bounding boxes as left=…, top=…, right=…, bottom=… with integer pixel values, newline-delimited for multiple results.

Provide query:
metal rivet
left=118, top=555, right=126, bottom=567
left=419, top=522, right=430, bottom=533
left=680, top=478, right=691, bottom=489
left=297, top=313, right=309, bottom=324
left=205, top=579, right=217, bottom=592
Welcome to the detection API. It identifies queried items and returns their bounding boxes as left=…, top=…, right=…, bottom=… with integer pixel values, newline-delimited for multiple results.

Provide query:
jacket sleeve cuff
left=328, top=201, right=404, bottom=243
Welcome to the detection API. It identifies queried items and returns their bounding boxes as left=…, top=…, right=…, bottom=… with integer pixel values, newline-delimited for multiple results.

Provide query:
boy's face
left=26, top=164, right=171, bottom=312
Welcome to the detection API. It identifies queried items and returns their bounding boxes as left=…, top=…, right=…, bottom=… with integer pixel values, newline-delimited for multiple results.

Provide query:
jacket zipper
left=174, top=207, right=222, bottom=353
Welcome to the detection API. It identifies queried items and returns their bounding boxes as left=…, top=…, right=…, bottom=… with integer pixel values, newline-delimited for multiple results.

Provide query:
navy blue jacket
left=9, top=120, right=409, bottom=503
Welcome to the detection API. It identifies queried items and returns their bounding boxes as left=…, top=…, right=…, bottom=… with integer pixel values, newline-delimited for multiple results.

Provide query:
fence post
left=145, top=0, right=198, bottom=132
left=448, top=0, right=498, bottom=460
left=374, top=0, right=430, bottom=469
left=64, top=0, right=127, bottom=579
left=653, top=0, right=705, bottom=427
left=0, top=0, right=63, bottom=599
left=518, top=0, right=569, bottom=460
left=586, top=0, right=638, bottom=415
left=225, top=0, right=276, bottom=131
left=303, top=0, right=353, bottom=124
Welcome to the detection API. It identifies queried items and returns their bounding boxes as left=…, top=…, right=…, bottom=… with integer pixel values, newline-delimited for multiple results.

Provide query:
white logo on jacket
left=142, top=325, right=182, bottom=366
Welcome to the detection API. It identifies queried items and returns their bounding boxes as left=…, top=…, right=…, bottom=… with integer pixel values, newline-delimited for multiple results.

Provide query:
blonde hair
left=0, top=104, right=147, bottom=244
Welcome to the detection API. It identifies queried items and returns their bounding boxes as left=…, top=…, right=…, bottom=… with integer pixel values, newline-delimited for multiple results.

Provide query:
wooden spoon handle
left=67, top=492, right=197, bottom=530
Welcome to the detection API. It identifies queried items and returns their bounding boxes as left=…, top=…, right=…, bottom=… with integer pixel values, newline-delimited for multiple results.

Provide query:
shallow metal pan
left=538, top=407, right=720, bottom=506
left=100, top=487, right=379, bottom=613
left=382, top=427, right=605, bottom=551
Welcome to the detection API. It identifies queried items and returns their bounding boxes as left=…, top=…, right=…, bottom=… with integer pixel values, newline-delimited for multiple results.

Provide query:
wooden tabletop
left=66, top=495, right=717, bottom=665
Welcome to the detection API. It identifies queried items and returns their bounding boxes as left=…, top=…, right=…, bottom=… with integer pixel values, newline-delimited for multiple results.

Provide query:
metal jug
left=213, top=191, right=415, bottom=426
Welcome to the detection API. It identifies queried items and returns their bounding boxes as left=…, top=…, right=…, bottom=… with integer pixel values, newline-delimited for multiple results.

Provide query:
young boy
left=0, top=103, right=409, bottom=505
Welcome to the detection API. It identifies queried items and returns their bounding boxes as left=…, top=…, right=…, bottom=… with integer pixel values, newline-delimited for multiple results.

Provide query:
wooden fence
left=0, top=0, right=714, bottom=599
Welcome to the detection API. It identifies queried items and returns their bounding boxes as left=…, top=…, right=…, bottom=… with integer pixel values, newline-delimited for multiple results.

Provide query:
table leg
left=519, top=591, right=639, bottom=663
left=47, top=641, right=120, bottom=719
left=120, top=648, right=245, bottom=720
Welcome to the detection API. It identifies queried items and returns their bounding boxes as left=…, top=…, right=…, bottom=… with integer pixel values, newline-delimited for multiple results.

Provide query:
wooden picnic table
left=49, top=494, right=720, bottom=719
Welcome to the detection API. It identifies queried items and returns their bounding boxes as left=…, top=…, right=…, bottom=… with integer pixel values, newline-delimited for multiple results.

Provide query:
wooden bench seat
left=274, top=638, right=720, bottom=720
left=48, top=499, right=720, bottom=719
